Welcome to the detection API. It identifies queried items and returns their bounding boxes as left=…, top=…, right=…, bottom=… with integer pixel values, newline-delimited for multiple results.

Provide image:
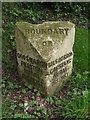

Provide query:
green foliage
left=53, top=3, right=88, bottom=13
left=53, top=71, right=89, bottom=119
left=10, top=104, right=17, bottom=111
left=14, top=113, right=36, bottom=119
left=28, top=84, right=33, bottom=90
left=62, top=88, right=89, bottom=119
left=24, top=9, right=41, bottom=22
left=46, top=97, right=54, bottom=105
left=72, top=72, right=89, bottom=89
left=8, top=82, right=15, bottom=89
left=50, top=3, right=88, bottom=27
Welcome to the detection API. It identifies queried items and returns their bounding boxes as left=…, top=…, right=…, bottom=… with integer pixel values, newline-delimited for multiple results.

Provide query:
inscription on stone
left=17, top=51, right=72, bottom=87
left=25, top=28, right=69, bottom=35
left=15, top=21, right=75, bottom=96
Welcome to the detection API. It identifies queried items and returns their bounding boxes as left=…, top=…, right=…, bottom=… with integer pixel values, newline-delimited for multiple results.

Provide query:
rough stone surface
left=15, top=21, right=75, bottom=96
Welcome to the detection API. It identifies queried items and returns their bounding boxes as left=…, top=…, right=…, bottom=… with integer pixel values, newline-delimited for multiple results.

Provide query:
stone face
left=15, top=21, right=75, bottom=96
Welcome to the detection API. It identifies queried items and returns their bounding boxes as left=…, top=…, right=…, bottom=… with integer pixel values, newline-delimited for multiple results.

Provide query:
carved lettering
left=49, top=58, right=71, bottom=75
left=21, top=61, right=43, bottom=75
left=48, top=51, right=72, bottom=68
left=17, top=51, right=72, bottom=69
left=51, top=71, right=69, bottom=86
left=17, top=52, right=47, bottom=68
left=25, top=28, right=69, bottom=35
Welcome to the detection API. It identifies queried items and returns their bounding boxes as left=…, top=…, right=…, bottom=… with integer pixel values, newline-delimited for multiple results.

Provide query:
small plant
left=8, top=82, right=15, bottom=89
left=62, top=88, right=89, bottom=119
left=46, top=97, right=54, bottom=105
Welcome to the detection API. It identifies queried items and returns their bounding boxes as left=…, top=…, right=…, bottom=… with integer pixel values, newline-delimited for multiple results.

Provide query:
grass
left=61, top=74, right=89, bottom=119
left=2, top=3, right=89, bottom=120
left=73, top=27, right=88, bottom=72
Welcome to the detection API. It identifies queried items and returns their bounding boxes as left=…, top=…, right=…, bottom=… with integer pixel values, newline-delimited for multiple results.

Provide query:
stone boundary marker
left=15, top=21, right=75, bottom=96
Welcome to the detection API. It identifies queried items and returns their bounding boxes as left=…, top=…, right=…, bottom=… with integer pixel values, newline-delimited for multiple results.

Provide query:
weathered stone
left=15, top=21, right=75, bottom=96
